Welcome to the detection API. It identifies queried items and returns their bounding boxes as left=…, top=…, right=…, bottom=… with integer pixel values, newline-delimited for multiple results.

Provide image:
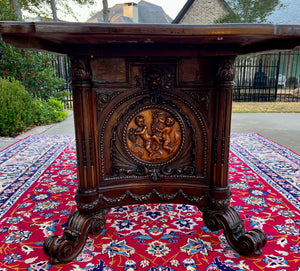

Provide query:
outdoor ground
left=232, top=102, right=300, bottom=113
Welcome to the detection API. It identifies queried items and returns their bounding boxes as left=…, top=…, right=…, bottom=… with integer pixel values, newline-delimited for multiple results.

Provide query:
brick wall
left=178, top=0, right=229, bottom=24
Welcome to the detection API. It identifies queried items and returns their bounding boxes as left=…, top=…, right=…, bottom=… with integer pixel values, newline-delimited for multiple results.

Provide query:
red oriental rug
left=0, top=133, right=299, bottom=271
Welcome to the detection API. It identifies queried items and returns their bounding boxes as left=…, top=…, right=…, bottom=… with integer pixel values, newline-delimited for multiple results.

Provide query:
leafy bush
left=0, top=0, right=17, bottom=21
left=32, top=98, right=68, bottom=126
left=0, top=77, right=68, bottom=136
left=0, top=77, right=34, bottom=136
left=0, top=40, right=65, bottom=101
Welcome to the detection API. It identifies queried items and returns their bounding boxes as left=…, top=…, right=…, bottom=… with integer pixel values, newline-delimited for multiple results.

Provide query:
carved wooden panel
left=96, top=61, right=210, bottom=185
left=91, top=58, right=127, bottom=83
left=179, top=58, right=215, bottom=86
left=128, top=60, right=177, bottom=90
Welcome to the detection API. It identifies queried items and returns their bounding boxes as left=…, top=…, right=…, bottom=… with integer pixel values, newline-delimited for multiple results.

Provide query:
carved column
left=203, top=56, right=267, bottom=256
left=70, top=56, right=100, bottom=214
left=210, top=56, right=235, bottom=210
left=43, top=56, right=107, bottom=264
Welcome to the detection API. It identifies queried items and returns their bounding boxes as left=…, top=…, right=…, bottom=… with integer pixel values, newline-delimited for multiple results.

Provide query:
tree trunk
left=51, top=0, right=58, bottom=21
left=102, top=0, right=109, bottom=22
left=10, top=0, right=22, bottom=20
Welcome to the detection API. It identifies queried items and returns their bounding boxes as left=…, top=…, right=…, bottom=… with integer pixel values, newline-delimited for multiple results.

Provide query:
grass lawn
left=232, top=102, right=300, bottom=113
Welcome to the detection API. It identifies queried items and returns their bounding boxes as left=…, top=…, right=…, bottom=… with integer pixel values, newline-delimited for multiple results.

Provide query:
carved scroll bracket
left=43, top=210, right=106, bottom=264
left=203, top=206, right=267, bottom=256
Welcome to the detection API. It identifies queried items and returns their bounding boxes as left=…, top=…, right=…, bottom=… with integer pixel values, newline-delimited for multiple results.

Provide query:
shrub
left=0, top=77, right=68, bottom=136
left=0, top=77, right=34, bottom=136
left=0, top=39, right=65, bottom=101
left=32, top=98, right=68, bottom=126
left=0, top=0, right=17, bottom=21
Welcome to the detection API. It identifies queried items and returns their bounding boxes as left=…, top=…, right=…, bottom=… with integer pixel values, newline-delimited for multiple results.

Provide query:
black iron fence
left=51, top=55, right=72, bottom=108
left=234, top=50, right=300, bottom=102
left=52, top=52, right=300, bottom=105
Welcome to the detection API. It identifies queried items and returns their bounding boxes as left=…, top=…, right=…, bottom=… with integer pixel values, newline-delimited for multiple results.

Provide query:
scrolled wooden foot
left=203, top=206, right=266, bottom=256
left=43, top=210, right=106, bottom=264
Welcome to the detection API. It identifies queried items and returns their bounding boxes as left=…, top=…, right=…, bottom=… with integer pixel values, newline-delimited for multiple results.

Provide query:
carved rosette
left=96, top=89, right=122, bottom=112
left=217, top=57, right=235, bottom=82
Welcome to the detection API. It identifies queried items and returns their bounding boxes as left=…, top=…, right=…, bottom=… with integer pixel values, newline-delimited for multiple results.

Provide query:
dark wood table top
left=1, top=22, right=300, bottom=55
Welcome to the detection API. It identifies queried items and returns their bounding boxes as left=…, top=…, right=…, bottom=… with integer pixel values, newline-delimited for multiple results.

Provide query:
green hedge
left=0, top=77, right=34, bottom=136
left=0, top=77, right=68, bottom=136
left=32, top=98, right=68, bottom=126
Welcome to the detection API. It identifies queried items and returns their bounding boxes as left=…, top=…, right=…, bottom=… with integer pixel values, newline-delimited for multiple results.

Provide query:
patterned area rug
left=0, top=133, right=299, bottom=271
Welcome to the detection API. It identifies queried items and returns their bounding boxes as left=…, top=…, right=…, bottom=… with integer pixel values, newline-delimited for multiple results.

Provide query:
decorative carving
left=184, top=91, right=209, bottom=111
left=210, top=197, right=231, bottom=210
left=110, top=96, right=197, bottom=181
left=130, top=63, right=176, bottom=90
left=217, top=57, right=235, bottom=82
left=70, top=56, right=92, bottom=82
left=144, top=68, right=162, bottom=90
left=43, top=210, right=106, bottom=264
left=164, top=70, right=175, bottom=89
left=75, top=195, right=100, bottom=212
left=99, top=189, right=209, bottom=205
left=81, top=132, right=87, bottom=166
left=126, top=109, right=182, bottom=163
left=203, top=206, right=267, bottom=256
left=135, top=75, right=142, bottom=88
left=96, top=90, right=121, bottom=112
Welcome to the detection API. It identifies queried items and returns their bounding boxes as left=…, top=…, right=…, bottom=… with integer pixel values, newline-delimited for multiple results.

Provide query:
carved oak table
left=2, top=22, right=300, bottom=264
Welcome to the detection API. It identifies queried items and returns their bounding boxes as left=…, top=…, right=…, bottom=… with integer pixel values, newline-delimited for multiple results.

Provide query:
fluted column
left=70, top=56, right=99, bottom=214
left=210, top=56, right=236, bottom=209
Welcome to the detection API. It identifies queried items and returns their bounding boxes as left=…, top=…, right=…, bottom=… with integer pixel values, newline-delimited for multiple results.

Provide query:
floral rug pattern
left=0, top=134, right=299, bottom=270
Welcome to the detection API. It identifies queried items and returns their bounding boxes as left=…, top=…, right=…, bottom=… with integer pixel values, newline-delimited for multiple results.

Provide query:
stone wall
left=178, top=0, right=229, bottom=24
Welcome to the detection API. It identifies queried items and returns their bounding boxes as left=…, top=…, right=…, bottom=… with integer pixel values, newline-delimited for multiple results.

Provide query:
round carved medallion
left=125, top=108, right=183, bottom=164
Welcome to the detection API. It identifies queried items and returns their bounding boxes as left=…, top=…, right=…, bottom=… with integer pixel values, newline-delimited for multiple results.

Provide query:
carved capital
left=70, top=56, right=92, bottom=82
left=217, top=57, right=235, bottom=82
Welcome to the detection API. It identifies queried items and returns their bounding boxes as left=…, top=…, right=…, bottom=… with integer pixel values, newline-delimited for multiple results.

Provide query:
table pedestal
left=43, top=54, right=266, bottom=264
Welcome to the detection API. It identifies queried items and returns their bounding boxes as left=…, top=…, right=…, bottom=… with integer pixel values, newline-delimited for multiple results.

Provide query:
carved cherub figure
left=155, top=116, right=175, bottom=153
left=132, top=115, right=160, bottom=156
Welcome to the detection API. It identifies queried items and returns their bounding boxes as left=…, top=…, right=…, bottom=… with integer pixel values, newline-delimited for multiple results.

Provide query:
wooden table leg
left=202, top=56, right=266, bottom=256
left=43, top=56, right=107, bottom=264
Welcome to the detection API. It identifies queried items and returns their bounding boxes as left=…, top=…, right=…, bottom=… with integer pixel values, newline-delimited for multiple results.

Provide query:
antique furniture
left=1, top=22, right=300, bottom=264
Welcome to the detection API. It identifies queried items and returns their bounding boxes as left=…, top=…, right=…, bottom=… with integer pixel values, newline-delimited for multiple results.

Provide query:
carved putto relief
left=126, top=109, right=182, bottom=163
